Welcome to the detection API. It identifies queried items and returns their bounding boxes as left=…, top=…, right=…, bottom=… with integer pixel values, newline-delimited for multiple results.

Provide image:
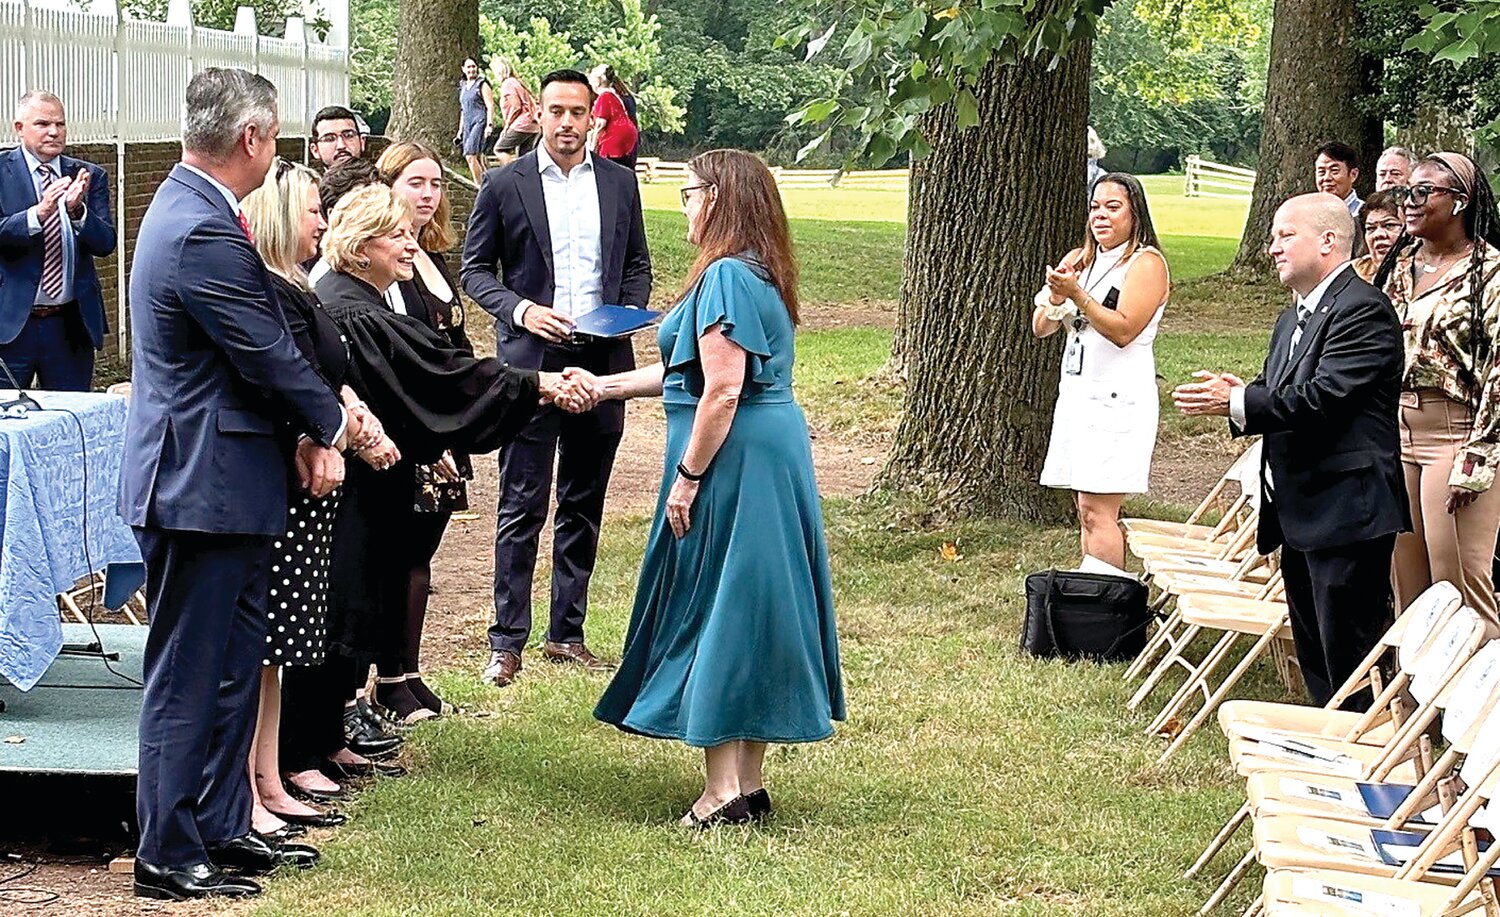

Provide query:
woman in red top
left=589, top=64, right=639, bottom=169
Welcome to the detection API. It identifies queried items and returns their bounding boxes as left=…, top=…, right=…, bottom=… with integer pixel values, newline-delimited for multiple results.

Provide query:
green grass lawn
left=639, top=175, right=1245, bottom=307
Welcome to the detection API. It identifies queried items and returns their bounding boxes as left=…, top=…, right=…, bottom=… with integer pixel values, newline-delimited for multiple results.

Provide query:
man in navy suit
left=120, top=68, right=356, bottom=901
left=461, top=69, right=652, bottom=689
left=0, top=90, right=116, bottom=390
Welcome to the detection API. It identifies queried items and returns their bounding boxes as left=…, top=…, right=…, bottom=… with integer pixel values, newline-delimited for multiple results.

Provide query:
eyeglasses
left=315, top=129, right=360, bottom=145
left=679, top=183, right=714, bottom=207
left=1396, top=183, right=1465, bottom=207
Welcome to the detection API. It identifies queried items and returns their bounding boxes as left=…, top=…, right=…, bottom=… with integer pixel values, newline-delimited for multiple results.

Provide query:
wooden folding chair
left=1123, top=440, right=1262, bottom=540
left=1124, top=557, right=1280, bottom=688
left=1194, top=607, right=1491, bottom=913
left=1188, top=583, right=1465, bottom=886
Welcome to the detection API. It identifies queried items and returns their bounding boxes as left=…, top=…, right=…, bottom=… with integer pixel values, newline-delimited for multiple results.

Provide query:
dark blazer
left=269, top=272, right=348, bottom=393
left=1235, top=265, right=1410, bottom=554
left=0, top=146, right=116, bottom=347
left=120, top=164, right=345, bottom=536
left=459, top=149, right=651, bottom=376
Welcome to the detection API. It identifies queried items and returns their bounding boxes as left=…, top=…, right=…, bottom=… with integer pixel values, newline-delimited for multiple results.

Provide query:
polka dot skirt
left=264, top=491, right=341, bottom=666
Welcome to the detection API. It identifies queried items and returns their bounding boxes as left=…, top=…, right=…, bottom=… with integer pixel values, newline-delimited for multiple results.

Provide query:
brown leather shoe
left=542, top=641, right=615, bottom=671
left=483, top=650, right=522, bottom=687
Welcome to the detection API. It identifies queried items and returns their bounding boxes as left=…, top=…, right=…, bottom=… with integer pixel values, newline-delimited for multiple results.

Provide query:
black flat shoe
left=357, top=696, right=400, bottom=733
left=320, top=757, right=407, bottom=781
left=343, top=706, right=404, bottom=759
left=743, top=788, right=772, bottom=821
left=134, top=861, right=260, bottom=900
left=260, top=824, right=307, bottom=841
left=286, top=779, right=346, bottom=803
left=264, top=806, right=348, bottom=828
left=682, top=795, right=752, bottom=829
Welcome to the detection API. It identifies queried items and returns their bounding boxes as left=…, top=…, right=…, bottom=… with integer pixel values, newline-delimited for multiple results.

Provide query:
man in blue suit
left=120, top=68, right=357, bottom=901
left=0, top=90, right=116, bottom=390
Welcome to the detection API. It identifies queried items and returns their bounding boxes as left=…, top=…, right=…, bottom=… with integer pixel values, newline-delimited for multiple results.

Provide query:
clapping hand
left=1172, top=371, right=1243, bottom=417
left=35, top=175, right=70, bottom=221
left=63, top=169, right=89, bottom=218
left=1045, top=259, right=1083, bottom=302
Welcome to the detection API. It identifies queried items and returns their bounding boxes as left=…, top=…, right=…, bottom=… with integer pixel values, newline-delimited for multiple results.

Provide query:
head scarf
left=1431, top=151, right=1479, bottom=200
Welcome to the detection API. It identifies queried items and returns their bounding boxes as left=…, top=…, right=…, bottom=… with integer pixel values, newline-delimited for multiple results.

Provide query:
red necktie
left=237, top=211, right=254, bottom=244
left=37, top=165, right=65, bottom=299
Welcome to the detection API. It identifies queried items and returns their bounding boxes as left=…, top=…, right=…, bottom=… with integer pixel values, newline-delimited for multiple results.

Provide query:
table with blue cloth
left=0, top=391, right=145, bottom=692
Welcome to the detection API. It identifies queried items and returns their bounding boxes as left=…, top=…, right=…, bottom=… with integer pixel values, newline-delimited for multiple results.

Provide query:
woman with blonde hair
left=239, top=159, right=398, bottom=831
left=583, top=149, right=845, bottom=827
left=313, top=185, right=585, bottom=750
left=370, top=141, right=473, bottom=721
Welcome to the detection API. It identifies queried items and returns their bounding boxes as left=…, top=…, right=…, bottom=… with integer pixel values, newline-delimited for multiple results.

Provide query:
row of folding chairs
left=1189, top=580, right=1500, bottom=915
left=1121, top=441, right=1301, bottom=764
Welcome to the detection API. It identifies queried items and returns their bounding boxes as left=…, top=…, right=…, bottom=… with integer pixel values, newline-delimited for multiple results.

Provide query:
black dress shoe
left=264, top=806, right=348, bottom=828
left=743, top=788, right=773, bottom=821
left=206, top=833, right=283, bottom=875
left=343, top=706, right=403, bottom=759
left=134, top=860, right=261, bottom=900
left=320, top=757, right=407, bottom=781
left=682, top=795, right=753, bottom=829
left=286, top=779, right=346, bottom=803
left=261, top=823, right=308, bottom=841
left=267, top=837, right=320, bottom=870
left=357, top=696, right=401, bottom=733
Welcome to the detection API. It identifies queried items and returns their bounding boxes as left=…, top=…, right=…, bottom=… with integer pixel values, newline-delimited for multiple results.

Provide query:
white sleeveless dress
left=1038, top=244, right=1167, bottom=495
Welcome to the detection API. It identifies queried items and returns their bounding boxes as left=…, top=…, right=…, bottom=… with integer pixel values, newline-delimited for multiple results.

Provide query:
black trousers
left=488, top=404, right=622, bottom=654
left=1279, top=533, right=1397, bottom=707
left=0, top=308, right=93, bottom=391
left=280, top=654, right=359, bottom=772
left=133, top=527, right=269, bottom=867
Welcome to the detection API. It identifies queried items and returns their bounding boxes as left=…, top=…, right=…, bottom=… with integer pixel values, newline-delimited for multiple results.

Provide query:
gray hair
left=1086, top=126, right=1107, bottom=161
left=182, top=68, right=277, bottom=159
left=14, top=89, right=62, bottom=122
left=1380, top=145, right=1417, bottom=167
left=1283, top=192, right=1357, bottom=257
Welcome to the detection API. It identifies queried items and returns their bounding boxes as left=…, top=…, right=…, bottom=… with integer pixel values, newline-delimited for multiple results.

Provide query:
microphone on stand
left=0, top=355, right=41, bottom=412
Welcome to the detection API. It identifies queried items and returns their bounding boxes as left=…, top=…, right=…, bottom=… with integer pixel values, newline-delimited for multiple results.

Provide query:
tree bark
left=1232, top=0, right=1381, bottom=274
left=879, top=48, right=1091, bottom=523
left=389, top=0, right=477, bottom=151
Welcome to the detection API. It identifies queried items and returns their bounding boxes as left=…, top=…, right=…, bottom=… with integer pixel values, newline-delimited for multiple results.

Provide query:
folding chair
left=1259, top=757, right=1500, bottom=916
left=1125, top=564, right=1282, bottom=692
left=1123, top=440, right=1262, bottom=540
left=1193, top=607, right=1491, bottom=913
left=1188, top=584, right=1465, bottom=885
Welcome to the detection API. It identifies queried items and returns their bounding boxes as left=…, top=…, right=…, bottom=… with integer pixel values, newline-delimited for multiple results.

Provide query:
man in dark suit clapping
left=1174, top=192, right=1409, bottom=707
left=461, top=69, right=652, bottom=688
left=120, top=69, right=358, bottom=900
left=0, top=90, right=116, bottom=390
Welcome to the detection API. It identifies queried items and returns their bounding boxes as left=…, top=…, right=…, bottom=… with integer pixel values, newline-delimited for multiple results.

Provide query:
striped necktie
left=37, top=164, right=65, bottom=300
left=1288, top=303, right=1313, bottom=358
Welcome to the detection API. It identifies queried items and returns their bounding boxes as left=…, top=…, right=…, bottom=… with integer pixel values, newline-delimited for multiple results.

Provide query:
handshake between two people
left=294, top=393, right=402, bottom=498
left=538, top=366, right=606, bottom=414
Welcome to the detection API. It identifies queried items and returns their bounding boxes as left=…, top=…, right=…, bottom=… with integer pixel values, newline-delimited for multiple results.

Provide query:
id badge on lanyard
left=1063, top=331, right=1084, bottom=375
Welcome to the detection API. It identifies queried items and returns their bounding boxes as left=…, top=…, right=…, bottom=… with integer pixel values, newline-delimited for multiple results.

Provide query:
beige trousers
left=1392, top=389, right=1500, bottom=635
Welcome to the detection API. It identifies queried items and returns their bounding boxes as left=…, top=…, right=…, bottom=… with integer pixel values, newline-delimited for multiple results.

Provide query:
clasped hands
left=36, top=169, right=89, bottom=222
left=295, top=400, right=403, bottom=497
left=1044, top=258, right=1084, bottom=304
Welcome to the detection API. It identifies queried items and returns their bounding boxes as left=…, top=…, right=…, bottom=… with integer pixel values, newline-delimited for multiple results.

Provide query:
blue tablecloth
left=0, top=391, right=144, bottom=691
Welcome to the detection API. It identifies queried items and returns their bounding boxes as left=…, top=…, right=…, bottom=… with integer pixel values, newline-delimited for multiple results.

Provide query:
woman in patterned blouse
left=1380, top=151, right=1500, bottom=633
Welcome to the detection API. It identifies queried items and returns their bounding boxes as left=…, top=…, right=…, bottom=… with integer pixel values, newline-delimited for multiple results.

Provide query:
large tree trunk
left=389, top=0, right=477, bottom=151
left=1232, top=0, right=1381, bottom=274
left=879, top=48, right=1091, bottom=522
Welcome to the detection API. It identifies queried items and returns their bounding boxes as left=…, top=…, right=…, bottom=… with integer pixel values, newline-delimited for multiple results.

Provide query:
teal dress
left=594, top=257, right=846, bottom=747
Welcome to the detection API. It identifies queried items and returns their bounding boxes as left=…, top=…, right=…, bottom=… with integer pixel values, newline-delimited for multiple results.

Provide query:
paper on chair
left=1297, top=826, right=1379, bottom=860
left=1289, top=876, right=1420, bottom=917
left=1238, top=727, right=1363, bottom=776
left=1280, top=777, right=1363, bottom=812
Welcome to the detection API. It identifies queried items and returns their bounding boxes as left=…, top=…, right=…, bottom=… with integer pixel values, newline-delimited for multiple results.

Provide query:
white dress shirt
left=515, top=145, right=603, bottom=326
left=22, top=145, right=85, bottom=306
left=1230, top=261, right=1353, bottom=429
left=180, top=163, right=347, bottom=446
left=1344, top=190, right=1362, bottom=217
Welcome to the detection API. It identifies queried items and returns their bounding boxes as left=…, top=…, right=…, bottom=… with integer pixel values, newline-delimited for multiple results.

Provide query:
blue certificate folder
left=570, top=304, right=663, bottom=340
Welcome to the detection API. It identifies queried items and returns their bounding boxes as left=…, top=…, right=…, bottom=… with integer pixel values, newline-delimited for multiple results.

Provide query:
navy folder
left=570, top=304, right=663, bottom=340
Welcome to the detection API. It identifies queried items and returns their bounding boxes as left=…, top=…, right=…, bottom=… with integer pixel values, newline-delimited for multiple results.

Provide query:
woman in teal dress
left=582, top=149, right=845, bottom=827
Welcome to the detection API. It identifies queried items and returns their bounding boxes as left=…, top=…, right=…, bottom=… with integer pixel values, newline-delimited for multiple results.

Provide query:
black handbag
left=1021, top=569, right=1152, bottom=662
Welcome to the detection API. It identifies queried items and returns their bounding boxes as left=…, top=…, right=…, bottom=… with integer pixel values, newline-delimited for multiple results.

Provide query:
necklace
left=1419, top=245, right=1472, bottom=275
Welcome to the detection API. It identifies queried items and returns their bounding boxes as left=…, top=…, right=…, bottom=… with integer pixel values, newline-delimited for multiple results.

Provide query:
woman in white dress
left=1031, top=172, right=1171, bottom=568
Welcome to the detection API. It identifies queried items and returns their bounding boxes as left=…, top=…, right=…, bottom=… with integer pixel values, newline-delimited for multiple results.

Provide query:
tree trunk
left=389, top=0, right=477, bottom=151
left=879, top=48, right=1091, bottom=523
left=1232, top=0, right=1381, bottom=274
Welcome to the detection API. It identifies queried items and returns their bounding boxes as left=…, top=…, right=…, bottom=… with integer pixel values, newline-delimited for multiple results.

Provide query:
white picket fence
left=1184, top=155, right=1256, bottom=199
left=1, top=0, right=351, bottom=143
left=635, top=157, right=911, bottom=190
